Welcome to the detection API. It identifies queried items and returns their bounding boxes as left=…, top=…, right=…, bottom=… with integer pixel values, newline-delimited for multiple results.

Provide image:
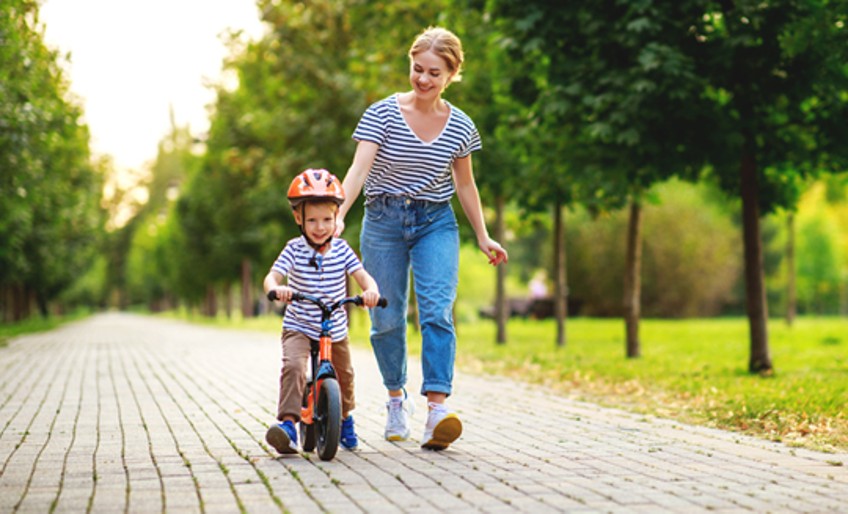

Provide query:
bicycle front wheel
left=316, top=378, right=341, bottom=461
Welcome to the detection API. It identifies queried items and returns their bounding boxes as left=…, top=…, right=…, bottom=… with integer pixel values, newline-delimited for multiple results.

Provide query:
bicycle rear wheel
left=316, top=378, right=341, bottom=461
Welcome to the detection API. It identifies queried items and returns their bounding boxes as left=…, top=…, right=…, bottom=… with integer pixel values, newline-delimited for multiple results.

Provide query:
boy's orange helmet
left=287, top=168, right=345, bottom=208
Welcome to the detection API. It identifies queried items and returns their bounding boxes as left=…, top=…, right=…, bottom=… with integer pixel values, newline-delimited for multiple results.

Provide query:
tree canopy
left=1, top=0, right=104, bottom=320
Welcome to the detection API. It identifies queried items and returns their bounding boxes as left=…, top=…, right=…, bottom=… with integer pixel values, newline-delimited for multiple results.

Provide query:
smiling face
left=293, top=200, right=337, bottom=247
left=409, top=49, right=454, bottom=99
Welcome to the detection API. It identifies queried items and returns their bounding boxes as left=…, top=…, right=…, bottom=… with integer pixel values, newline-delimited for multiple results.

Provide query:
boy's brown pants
left=276, top=329, right=355, bottom=421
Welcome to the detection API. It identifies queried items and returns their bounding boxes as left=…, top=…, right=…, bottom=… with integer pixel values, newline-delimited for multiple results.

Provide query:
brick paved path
left=0, top=313, right=845, bottom=513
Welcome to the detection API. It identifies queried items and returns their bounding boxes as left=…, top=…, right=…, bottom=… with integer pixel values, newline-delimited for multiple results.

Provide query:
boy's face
left=294, top=202, right=337, bottom=244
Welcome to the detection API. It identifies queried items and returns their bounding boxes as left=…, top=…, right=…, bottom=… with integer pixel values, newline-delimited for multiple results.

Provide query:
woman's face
left=409, top=49, right=453, bottom=99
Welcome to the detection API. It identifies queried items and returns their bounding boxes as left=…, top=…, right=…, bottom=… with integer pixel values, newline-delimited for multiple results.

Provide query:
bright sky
left=40, top=0, right=265, bottom=174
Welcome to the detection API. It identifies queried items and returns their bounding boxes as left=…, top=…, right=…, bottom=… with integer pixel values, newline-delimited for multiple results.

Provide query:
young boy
left=264, top=168, right=380, bottom=454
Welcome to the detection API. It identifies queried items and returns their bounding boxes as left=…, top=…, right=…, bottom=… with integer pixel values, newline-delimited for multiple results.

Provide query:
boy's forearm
left=263, top=272, right=281, bottom=293
left=354, top=270, right=379, bottom=293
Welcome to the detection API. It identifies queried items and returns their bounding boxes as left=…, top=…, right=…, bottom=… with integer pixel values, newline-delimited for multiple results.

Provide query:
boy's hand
left=267, top=286, right=293, bottom=303
left=360, top=289, right=380, bottom=308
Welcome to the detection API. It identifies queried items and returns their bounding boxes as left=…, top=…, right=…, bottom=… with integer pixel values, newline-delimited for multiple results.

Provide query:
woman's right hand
left=479, top=237, right=509, bottom=266
left=334, top=216, right=346, bottom=237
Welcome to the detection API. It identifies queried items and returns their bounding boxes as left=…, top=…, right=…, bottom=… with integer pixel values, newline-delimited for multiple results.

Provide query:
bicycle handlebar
left=266, top=289, right=388, bottom=310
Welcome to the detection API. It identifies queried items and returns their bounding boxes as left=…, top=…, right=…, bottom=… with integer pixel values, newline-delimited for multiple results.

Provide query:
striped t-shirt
left=271, top=237, right=363, bottom=341
left=352, top=93, right=482, bottom=202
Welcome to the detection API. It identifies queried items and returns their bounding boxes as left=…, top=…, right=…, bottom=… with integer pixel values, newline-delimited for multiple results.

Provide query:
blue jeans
left=360, top=196, right=459, bottom=396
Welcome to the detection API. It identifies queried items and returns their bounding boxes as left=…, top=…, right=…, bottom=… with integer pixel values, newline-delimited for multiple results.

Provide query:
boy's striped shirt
left=271, top=237, right=362, bottom=341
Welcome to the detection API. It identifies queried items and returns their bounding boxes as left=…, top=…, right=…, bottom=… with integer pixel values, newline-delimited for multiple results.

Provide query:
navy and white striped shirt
left=271, top=237, right=363, bottom=341
left=352, top=93, right=482, bottom=203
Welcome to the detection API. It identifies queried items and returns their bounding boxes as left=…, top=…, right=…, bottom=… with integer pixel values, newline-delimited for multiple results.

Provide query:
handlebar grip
left=351, top=296, right=388, bottom=308
left=268, top=290, right=306, bottom=302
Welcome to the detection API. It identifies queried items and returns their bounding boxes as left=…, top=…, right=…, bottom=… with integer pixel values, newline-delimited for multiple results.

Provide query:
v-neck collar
left=393, top=93, right=452, bottom=145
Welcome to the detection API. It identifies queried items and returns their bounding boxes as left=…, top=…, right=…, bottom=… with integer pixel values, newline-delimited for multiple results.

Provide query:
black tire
left=316, top=378, right=341, bottom=461
left=300, top=384, right=316, bottom=452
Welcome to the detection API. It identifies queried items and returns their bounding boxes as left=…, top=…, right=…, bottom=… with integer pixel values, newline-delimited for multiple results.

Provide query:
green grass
left=0, top=308, right=92, bottom=346
left=359, top=313, right=846, bottom=452
left=165, top=310, right=848, bottom=452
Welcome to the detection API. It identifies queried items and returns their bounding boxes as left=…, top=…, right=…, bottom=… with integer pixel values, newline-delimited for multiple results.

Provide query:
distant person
left=264, top=169, right=380, bottom=454
left=529, top=270, right=549, bottom=300
left=335, top=26, right=508, bottom=450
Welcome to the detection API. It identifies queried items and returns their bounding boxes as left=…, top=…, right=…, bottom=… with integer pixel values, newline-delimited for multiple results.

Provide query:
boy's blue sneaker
left=266, top=420, right=298, bottom=454
left=340, top=415, right=358, bottom=450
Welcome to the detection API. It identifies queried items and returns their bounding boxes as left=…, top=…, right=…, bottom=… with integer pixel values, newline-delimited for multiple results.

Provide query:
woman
left=336, top=26, right=508, bottom=451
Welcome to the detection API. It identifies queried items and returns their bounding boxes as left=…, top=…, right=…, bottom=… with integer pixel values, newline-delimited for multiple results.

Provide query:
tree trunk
left=494, top=195, right=508, bottom=344
left=5, top=284, right=23, bottom=322
left=785, top=212, right=796, bottom=326
left=623, top=199, right=643, bottom=358
left=740, top=151, right=773, bottom=374
left=12, top=284, right=30, bottom=321
left=553, top=201, right=568, bottom=347
left=224, top=283, right=233, bottom=319
left=204, top=285, right=217, bottom=318
left=241, top=258, right=253, bottom=318
left=37, top=290, right=49, bottom=319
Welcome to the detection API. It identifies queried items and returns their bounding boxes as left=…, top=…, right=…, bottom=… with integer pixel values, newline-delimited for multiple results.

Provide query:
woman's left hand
left=479, top=238, right=508, bottom=266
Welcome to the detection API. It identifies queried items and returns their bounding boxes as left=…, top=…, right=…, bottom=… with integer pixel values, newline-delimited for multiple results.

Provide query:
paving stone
left=1, top=312, right=846, bottom=513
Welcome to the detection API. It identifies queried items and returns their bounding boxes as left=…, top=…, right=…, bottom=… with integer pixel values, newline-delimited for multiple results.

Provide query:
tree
left=495, top=0, right=848, bottom=371
left=1, top=0, right=104, bottom=320
left=691, top=1, right=848, bottom=373
left=493, top=0, right=714, bottom=352
left=188, top=0, right=386, bottom=315
left=124, top=116, right=199, bottom=310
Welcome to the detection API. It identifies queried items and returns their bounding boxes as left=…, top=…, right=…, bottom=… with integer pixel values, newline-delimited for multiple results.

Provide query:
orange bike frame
left=300, top=333, right=333, bottom=424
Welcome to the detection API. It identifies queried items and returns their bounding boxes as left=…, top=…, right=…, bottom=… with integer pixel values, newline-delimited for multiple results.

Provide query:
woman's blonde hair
left=408, top=26, right=464, bottom=84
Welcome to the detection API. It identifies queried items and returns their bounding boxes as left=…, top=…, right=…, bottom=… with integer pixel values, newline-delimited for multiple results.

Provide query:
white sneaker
left=384, top=392, right=412, bottom=441
left=421, top=403, right=462, bottom=451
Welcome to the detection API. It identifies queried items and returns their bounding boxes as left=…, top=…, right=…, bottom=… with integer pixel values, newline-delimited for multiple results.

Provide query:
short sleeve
left=352, top=103, right=387, bottom=146
left=271, top=244, right=295, bottom=277
left=339, top=241, right=363, bottom=275
left=456, top=120, right=482, bottom=159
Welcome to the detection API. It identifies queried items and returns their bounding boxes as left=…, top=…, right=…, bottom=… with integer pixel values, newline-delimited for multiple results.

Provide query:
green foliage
left=0, top=0, right=105, bottom=319
left=23, top=0, right=845, bottom=325
left=108, top=120, right=201, bottom=309
left=767, top=180, right=848, bottom=316
left=693, top=0, right=848, bottom=211
left=61, top=254, right=109, bottom=308
left=172, top=0, right=460, bottom=305
left=568, top=179, right=742, bottom=317
left=179, top=0, right=374, bottom=300
left=126, top=215, right=167, bottom=306
left=796, top=212, right=842, bottom=313
left=347, top=0, right=448, bottom=102
left=492, top=0, right=715, bottom=210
